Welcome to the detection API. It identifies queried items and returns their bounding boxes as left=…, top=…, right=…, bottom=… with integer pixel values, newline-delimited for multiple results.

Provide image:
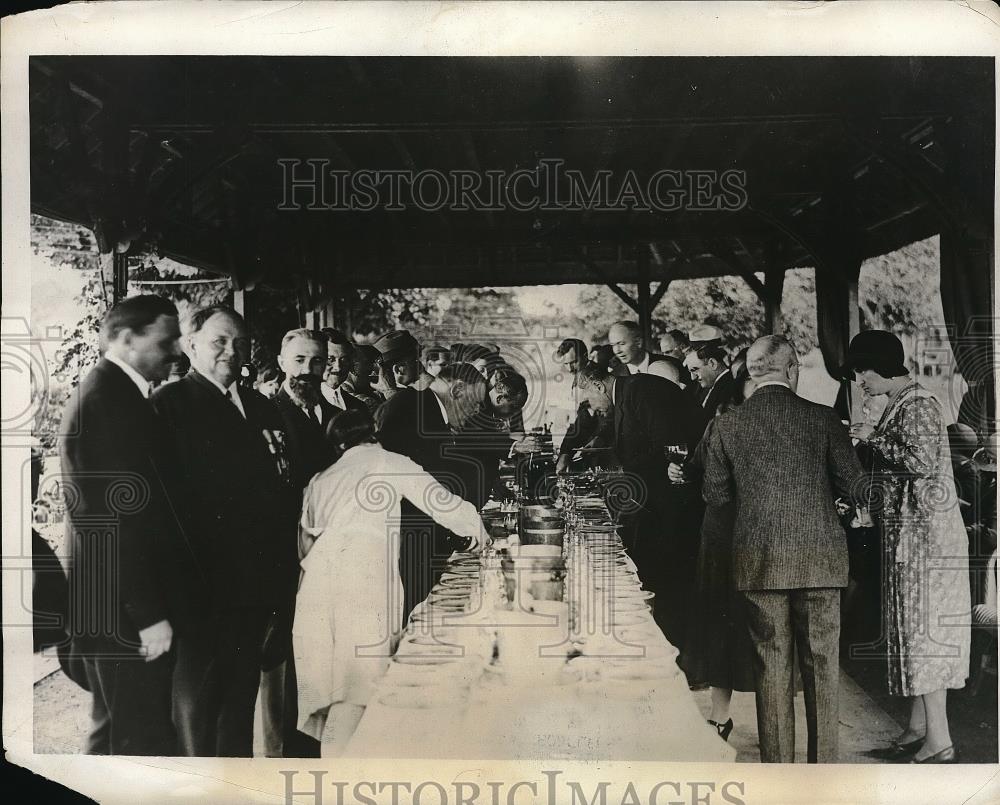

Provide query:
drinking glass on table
left=664, top=443, right=690, bottom=485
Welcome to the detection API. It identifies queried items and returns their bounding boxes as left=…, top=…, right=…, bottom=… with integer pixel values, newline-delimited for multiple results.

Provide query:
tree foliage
left=572, top=236, right=942, bottom=362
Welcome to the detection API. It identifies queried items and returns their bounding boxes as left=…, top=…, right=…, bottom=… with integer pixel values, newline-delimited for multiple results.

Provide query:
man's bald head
left=746, top=335, right=800, bottom=392
left=608, top=321, right=644, bottom=366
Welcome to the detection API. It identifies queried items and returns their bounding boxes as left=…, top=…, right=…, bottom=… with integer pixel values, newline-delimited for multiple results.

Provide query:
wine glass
left=664, top=443, right=690, bottom=485
left=663, top=443, right=689, bottom=465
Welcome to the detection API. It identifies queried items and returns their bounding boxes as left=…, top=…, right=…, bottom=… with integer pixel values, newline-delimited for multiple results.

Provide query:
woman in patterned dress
left=847, top=331, right=970, bottom=764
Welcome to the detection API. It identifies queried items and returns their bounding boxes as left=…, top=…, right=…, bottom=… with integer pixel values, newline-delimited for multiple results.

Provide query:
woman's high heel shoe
left=867, top=736, right=924, bottom=761
left=708, top=718, right=734, bottom=742
left=910, top=745, right=958, bottom=764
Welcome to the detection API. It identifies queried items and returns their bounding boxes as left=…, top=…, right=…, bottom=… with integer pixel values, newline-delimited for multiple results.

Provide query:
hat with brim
left=839, top=330, right=908, bottom=381
left=373, top=330, right=420, bottom=366
left=689, top=324, right=724, bottom=346
left=973, top=435, right=998, bottom=472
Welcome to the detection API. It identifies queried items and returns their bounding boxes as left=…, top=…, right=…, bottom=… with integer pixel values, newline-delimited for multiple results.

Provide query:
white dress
left=293, top=442, right=483, bottom=736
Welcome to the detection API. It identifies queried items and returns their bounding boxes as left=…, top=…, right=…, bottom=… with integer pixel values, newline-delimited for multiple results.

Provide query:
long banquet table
left=346, top=479, right=736, bottom=762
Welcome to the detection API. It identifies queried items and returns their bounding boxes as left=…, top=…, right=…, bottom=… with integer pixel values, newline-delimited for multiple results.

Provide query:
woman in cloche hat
left=846, top=330, right=970, bottom=764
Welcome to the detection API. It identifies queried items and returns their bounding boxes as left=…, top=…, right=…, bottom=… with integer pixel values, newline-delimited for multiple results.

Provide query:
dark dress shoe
left=867, top=737, right=924, bottom=760
left=708, top=718, right=734, bottom=742
left=910, top=745, right=958, bottom=764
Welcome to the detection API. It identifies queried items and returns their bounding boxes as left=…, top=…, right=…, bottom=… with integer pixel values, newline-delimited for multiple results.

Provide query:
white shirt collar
left=629, top=353, right=650, bottom=374
left=710, top=367, right=731, bottom=390
left=322, top=383, right=346, bottom=409
left=754, top=380, right=791, bottom=391
left=201, top=372, right=246, bottom=418
left=432, top=390, right=450, bottom=426
left=105, top=353, right=151, bottom=399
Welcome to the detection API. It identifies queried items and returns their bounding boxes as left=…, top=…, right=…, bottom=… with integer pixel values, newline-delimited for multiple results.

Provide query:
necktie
left=225, top=389, right=245, bottom=418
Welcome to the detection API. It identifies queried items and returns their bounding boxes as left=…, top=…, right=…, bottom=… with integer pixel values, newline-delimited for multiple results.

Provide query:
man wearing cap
left=688, top=323, right=725, bottom=351
left=374, top=329, right=436, bottom=392
left=608, top=321, right=684, bottom=386
left=319, top=328, right=366, bottom=413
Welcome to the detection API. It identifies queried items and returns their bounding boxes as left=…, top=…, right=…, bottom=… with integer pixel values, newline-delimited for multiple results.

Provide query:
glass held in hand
left=850, top=505, right=874, bottom=529
left=664, top=443, right=689, bottom=465
left=664, top=443, right=690, bottom=485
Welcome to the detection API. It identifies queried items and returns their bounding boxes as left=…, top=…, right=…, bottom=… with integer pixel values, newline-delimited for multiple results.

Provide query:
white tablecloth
left=346, top=498, right=736, bottom=762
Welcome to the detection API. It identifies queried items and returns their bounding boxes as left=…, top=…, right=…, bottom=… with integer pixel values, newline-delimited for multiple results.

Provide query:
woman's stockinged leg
left=915, top=689, right=952, bottom=759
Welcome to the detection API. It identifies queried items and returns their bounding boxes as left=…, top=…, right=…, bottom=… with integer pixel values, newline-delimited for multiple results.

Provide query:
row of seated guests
left=58, top=296, right=529, bottom=759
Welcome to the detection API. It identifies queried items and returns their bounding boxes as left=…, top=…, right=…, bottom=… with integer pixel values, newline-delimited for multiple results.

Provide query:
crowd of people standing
left=52, top=294, right=993, bottom=763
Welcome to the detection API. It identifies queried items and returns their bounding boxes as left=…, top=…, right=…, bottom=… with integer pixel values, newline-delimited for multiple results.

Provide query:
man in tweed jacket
left=701, top=336, right=864, bottom=763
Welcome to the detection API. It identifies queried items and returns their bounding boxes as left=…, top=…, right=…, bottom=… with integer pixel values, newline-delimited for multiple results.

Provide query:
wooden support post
left=603, top=283, right=639, bottom=312
left=847, top=278, right=860, bottom=339
left=764, top=266, right=786, bottom=335
left=112, top=251, right=129, bottom=305
left=637, top=247, right=652, bottom=351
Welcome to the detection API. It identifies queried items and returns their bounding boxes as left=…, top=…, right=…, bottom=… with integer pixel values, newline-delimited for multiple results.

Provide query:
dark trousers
left=399, top=508, right=454, bottom=623
left=82, top=653, right=176, bottom=755
left=742, top=588, right=841, bottom=763
left=627, top=496, right=701, bottom=653
left=260, top=656, right=321, bottom=758
left=172, top=608, right=267, bottom=757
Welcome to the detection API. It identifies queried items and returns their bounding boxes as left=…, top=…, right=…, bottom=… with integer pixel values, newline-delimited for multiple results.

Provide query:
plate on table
left=404, top=634, right=460, bottom=647
left=609, top=599, right=651, bottom=613
left=612, top=588, right=655, bottom=600
left=397, top=642, right=464, bottom=659
left=379, top=689, right=454, bottom=708
left=609, top=611, right=650, bottom=627
left=482, top=662, right=581, bottom=687
left=441, top=570, right=479, bottom=582
left=614, top=625, right=662, bottom=643
left=392, top=653, right=462, bottom=667
left=603, top=661, right=680, bottom=681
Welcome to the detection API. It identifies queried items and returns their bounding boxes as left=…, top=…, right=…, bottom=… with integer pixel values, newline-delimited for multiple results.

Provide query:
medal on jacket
left=262, top=428, right=292, bottom=484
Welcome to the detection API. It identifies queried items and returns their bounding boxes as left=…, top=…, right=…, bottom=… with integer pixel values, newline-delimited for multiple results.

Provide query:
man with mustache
left=265, top=327, right=338, bottom=758
left=151, top=305, right=297, bottom=756
left=319, top=328, right=366, bottom=413
left=341, top=343, right=385, bottom=413
left=273, top=328, right=338, bottom=492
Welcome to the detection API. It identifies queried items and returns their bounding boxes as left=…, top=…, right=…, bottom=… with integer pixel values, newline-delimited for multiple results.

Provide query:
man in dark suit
left=374, top=329, right=436, bottom=392
left=701, top=335, right=865, bottom=763
left=261, top=326, right=336, bottom=758
left=152, top=306, right=297, bottom=757
left=59, top=295, right=188, bottom=755
left=376, top=363, right=490, bottom=619
left=319, top=328, right=367, bottom=412
left=685, top=344, right=738, bottom=416
left=272, top=329, right=338, bottom=493
left=576, top=363, right=708, bottom=649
